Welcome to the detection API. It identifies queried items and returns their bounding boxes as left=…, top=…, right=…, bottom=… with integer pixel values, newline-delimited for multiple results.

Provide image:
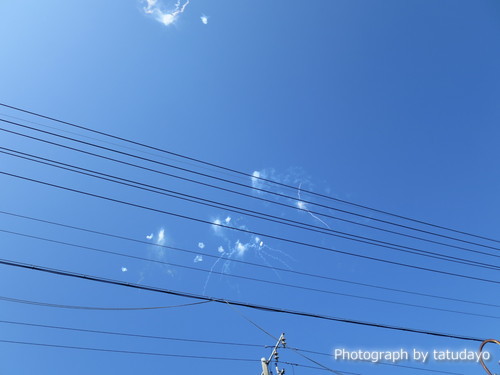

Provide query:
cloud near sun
left=143, top=0, right=190, bottom=26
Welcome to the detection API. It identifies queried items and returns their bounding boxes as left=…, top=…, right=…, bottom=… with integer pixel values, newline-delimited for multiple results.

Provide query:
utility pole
left=261, top=333, right=286, bottom=375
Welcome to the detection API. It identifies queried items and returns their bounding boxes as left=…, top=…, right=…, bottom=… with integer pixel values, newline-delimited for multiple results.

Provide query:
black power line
left=2, top=170, right=500, bottom=286
left=285, top=348, right=466, bottom=375
left=0, top=339, right=257, bottom=362
left=3, top=209, right=497, bottom=309
left=3, top=228, right=497, bottom=319
left=2, top=117, right=500, bottom=255
left=0, top=319, right=266, bottom=348
left=2, top=147, right=499, bottom=272
left=0, top=319, right=354, bottom=374
left=224, top=299, right=344, bottom=374
left=0, top=339, right=338, bottom=372
left=1, top=102, right=498, bottom=246
left=0, top=295, right=209, bottom=311
left=0, top=255, right=486, bottom=342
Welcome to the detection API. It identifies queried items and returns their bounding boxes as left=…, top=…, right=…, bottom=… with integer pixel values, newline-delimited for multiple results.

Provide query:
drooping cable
left=2, top=210, right=497, bottom=309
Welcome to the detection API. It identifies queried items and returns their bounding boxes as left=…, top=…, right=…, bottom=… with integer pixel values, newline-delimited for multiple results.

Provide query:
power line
left=286, top=348, right=466, bottom=375
left=2, top=170, right=500, bottom=286
left=0, top=339, right=257, bottom=362
left=3, top=319, right=437, bottom=374
left=225, top=300, right=344, bottom=374
left=4, top=228, right=496, bottom=319
left=0, top=295, right=209, bottom=311
left=0, top=171, right=500, bottom=284
left=0, top=319, right=265, bottom=348
left=2, top=147, right=498, bottom=272
left=228, top=300, right=463, bottom=375
left=2, top=117, right=500, bottom=254
left=3, top=123, right=500, bottom=261
left=3, top=210, right=497, bottom=309
left=0, top=318, right=468, bottom=374
left=0, top=255, right=486, bottom=342
left=280, top=362, right=361, bottom=374
left=0, top=339, right=337, bottom=372
left=0, top=112, right=228, bottom=178
left=1, top=102, right=498, bottom=246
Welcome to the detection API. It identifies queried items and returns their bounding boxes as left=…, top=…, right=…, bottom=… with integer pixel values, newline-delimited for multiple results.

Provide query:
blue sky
left=1, top=0, right=500, bottom=373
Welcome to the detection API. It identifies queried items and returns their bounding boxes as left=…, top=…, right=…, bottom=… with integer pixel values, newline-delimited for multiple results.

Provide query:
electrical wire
left=0, top=255, right=485, bottom=342
left=7, top=123, right=492, bottom=259
left=0, top=319, right=266, bottom=348
left=2, top=102, right=498, bottom=246
left=3, top=228, right=495, bottom=319
left=285, top=348, right=467, bottom=375
left=0, top=339, right=258, bottom=362
left=0, top=112, right=230, bottom=179
left=224, top=301, right=344, bottom=374
left=2, top=147, right=499, bottom=272
left=280, top=362, right=361, bottom=374
left=2, top=210, right=497, bottom=309
left=2, top=117, right=500, bottom=254
left=4, top=318, right=453, bottom=374
left=0, top=338, right=340, bottom=372
left=2, top=170, right=500, bottom=286
left=0, top=319, right=466, bottom=374
left=0, top=295, right=209, bottom=311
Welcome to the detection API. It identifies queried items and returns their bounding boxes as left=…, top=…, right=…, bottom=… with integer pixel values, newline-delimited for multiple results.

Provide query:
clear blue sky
left=0, top=0, right=499, bottom=373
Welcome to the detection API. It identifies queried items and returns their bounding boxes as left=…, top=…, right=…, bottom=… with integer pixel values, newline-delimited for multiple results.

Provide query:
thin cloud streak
left=143, top=0, right=190, bottom=26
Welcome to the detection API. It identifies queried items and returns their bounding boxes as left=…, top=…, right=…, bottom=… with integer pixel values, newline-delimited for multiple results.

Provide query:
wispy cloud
left=157, top=228, right=166, bottom=245
left=143, top=0, right=190, bottom=26
left=250, top=168, right=333, bottom=230
left=146, top=227, right=167, bottom=261
left=211, top=218, right=224, bottom=235
left=200, top=15, right=208, bottom=24
left=251, top=170, right=263, bottom=190
left=194, top=255, right=203, bottom=263
left=297, top=182, right=331, bottom=229
left=255, top=237, right=264, bottom=247
left=250, top=167, right=311, bottom=196
left=205, top=213, right=296, bottom=290
left=235, top=240, right=248, bottom=257
left=121, top=267, right=128, bottom=272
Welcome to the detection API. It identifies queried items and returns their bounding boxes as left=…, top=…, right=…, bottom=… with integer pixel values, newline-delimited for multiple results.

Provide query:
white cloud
left=259, top=241, right=264, bottom=247
left=121, top=267, right=128, bottom=272
left=211, top=218, right=223, bottom=234
left=217, top=246, right=225, bottom=254
left=143, top=0, right=190, bottom=26
left=235, top=240, right=248, bottom=257
left=251, top=170, right=261, bottom=189
left=198, top=242, right=205, bottom=249
left=144, top=0, right=157, bottom=13
left=225, top=216, right=231, bottom=224
left=194, top=255, right=203, bottom=263
left=150, top=228, right=168, bottom=260
left=146, top=233, right=153, bottom=240
left=297, top=182, right=331, bottom=229
left=200, top=15, right=208, bottom=24
left=157, top=228, right=166, bottom=245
